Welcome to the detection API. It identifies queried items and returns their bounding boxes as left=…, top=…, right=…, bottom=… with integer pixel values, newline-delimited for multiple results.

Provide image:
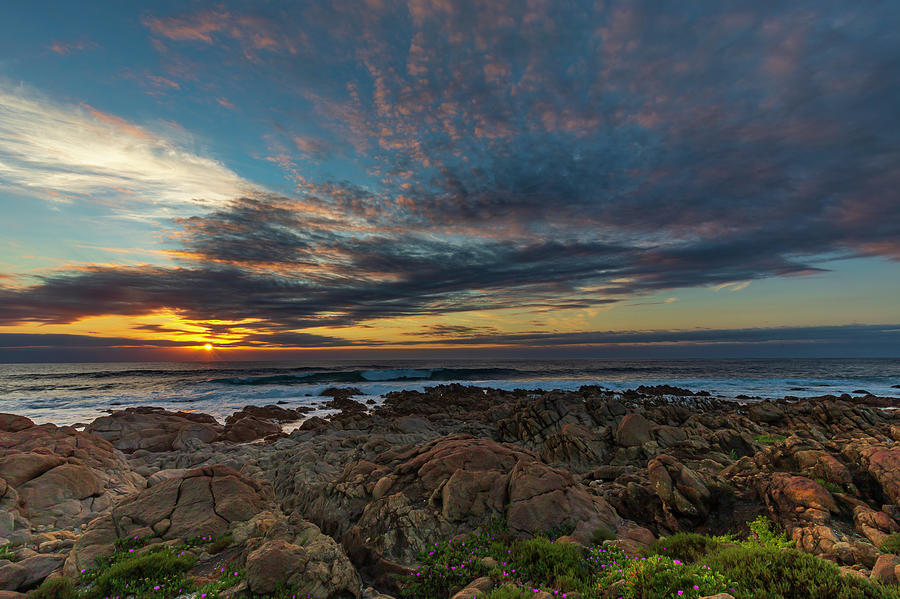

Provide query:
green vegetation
left=707, top=545, right=897, bottom=599
left=648, top=532, right=722, bottom=562
left=84, top=546, right=196, bottom=599
left=400, top=516, right=896, bottom=599
left=0, top=542, right=17, bottom=562
left=881, top=533, right=900, bottom=554
left=485, top=585, right=533, bottom=599
left=754, top=434, right=787, bottom=444
left=26, top=534, right=246, bottom=599
left=27, top=578, right=79, bottom=599
left=815, top=477, right=845, bottom=494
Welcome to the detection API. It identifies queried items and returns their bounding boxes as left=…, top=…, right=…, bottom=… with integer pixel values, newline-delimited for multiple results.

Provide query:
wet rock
left=321, top=387, right=364, bottom=398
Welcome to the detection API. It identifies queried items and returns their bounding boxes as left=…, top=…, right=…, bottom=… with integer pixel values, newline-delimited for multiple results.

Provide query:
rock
left=854, top=505, right=899, bottom=547
left=794, top=451, right=852, bottom=489
left=85, top=407, right=222, bottom=453
left=648, top=455, right=711, bottom=522
left=655, top=425, right=687, bottom=448
left=220, top=416, right=282, bottom=443
left=860, top=447, right=900, bottom=504
left=67, top=465, right=268, bottom=573
left=634, top=385, right=700, bottom=397
left=749, top=402, right=784, bottom=424
left=541, top=423, right=606, bottom=472
left=450, top=576, right=493, bottom=599
left=870, top=554, right=900, bottom=585
left=391, top=416, right=434, bottom=435
left=147, top=468, right=187, bottom=487
left=0, top=553, right=64, bottom=592
left=343, top=436, right=621, bottom=571
left=792, top=525, right=838, bottom=556
left=0, top=416, right=34, bottom=433
left=615, top=413, right=653, bottom=447
left=0, top=416, right=143, bottom=528
left=762, top=474, right=837, bottom=526
left=0, top=453, right=65, bottom=488
left=325, top=397, right=368, bottom=414
left=225, top=405, right=304, bottom=424
left=245, top=527, right=360, bottom=598
left=321, top=387, right=364, bottom=399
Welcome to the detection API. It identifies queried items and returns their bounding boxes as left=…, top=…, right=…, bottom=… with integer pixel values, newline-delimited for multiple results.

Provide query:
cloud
left=142, top=10, right=301, bottom=56
left=48, top=39, right=97, bottom=55
left=0, top=333, right=189, bottom=348
left=0, top=86, right=254, bottom=211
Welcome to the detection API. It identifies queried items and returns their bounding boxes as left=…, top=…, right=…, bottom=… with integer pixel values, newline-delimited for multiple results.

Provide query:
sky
left=0, top=0, right=898, bottom=362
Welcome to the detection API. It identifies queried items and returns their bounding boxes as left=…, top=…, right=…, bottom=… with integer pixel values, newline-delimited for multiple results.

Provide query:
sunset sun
left=203, top=344, right=213, bottom=351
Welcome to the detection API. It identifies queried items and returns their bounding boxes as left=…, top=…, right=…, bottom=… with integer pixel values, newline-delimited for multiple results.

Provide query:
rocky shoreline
left=2, top=384, right=900, bottom=598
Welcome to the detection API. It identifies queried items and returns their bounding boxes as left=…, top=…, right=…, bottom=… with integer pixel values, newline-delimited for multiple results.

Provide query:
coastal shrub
left=26, top=577, right=78, bottom=599
left=401, top=533, right=494, bottom=599
left=508, top=536, right=590, bottom=590
left=705, top=545, right=897, bottom=599
left=881, top=533, right=900, bottom=554
left=84, top=546, right=196, bottom=599
left=486, top=585, right=532, bottom=599
left=606, top=554, right=734, bottom=599
left=114, top=533, right=154, bottom=552
left=648, top=533, right=722, bottom=562
left=745, top=515, right=793, bottom=549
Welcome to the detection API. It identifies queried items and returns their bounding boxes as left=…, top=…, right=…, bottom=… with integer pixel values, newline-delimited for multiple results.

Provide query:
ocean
left=0, top=358, right=897, bottom=426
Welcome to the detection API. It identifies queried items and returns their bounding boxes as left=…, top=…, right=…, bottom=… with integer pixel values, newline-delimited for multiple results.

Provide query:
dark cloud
left=404, top=324, right=900, bottom=348
left=0, top=334, right=190, bottom=348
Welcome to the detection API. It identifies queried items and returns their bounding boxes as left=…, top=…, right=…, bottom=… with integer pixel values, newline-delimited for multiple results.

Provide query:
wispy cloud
left=48, top=38, right=97, bottom=55
left=0, top=85, right=254, bottom=212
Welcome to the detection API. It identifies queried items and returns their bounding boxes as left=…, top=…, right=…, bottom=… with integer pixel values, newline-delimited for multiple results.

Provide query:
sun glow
left=203, top=343, right=213, bottom=351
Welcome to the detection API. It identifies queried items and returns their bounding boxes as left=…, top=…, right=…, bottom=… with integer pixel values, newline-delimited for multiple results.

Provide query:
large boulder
left=245, top=525, right=360, bottom=599
left=85, top=407, right=223, bottom=453
left=66, top=465, right=268, bottom=573
left=0, top=414, right=143, bottom=528
left=761, top=474, right=838, bottom=526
